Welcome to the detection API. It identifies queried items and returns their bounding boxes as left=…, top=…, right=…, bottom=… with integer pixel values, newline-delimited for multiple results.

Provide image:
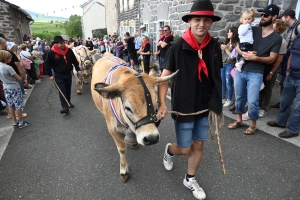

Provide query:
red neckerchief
left=182, top=28, right=211, bottom=81
left=158, top=34, right=165, bottom=42
left=163, top=33, right=173, bottom=41
left=51, top=44, right=69, bottom=63
left=142, top=41, right=150, bottom=50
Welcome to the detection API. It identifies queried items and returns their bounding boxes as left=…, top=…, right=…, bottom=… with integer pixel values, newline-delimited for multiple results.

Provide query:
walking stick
left=53, top=80, right=71, bottom=108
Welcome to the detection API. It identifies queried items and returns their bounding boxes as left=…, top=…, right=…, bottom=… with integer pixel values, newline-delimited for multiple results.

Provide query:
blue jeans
left=275, top=76, right=300, bottom=134
left=221, top=64, right=234, bottom=100
left=159, top=57, right=165, bottom=72
left=234, top=70, right=263, bottom=120
left=174, top=116, right=209, bottom=148
left=55, top=73, right=72, bottom=108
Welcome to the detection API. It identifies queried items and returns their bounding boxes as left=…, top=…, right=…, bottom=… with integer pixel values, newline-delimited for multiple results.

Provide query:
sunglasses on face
left=261, top=13, right=270, bottom=18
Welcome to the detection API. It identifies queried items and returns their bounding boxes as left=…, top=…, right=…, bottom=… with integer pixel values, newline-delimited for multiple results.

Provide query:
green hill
left=31, top=21, right=67, bottom=41
left=31, top=21, right=66, bottom=34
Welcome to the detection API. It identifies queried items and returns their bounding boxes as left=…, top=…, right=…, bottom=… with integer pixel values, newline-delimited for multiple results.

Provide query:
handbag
left=230, top=67, right=235, bottom=79
left=20, top=52, right=32, bottom=70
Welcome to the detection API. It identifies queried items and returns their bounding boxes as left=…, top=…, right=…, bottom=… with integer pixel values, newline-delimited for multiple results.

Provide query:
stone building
left=0, top=0, right=33, bottom=44
left=139, top=0, right=299, bottom=54
left=81, top=0, right=106, bottom=40
left=106, top=0, right=118, bottom=36
left=117, top=0, right=141, bottom=37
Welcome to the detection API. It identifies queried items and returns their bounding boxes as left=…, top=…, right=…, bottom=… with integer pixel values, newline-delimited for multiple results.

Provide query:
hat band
left=189, top=10, right=215, bottom=16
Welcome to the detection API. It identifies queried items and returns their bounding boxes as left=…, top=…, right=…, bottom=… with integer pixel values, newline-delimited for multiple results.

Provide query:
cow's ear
left=94, top=82, right=120, bottom=99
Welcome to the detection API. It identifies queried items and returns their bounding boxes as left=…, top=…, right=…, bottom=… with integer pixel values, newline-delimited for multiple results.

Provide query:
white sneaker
left=183, top=176, right=206, bottom=200
left=259, top=109, right=267, bottom=118
left=223, top=99, right=233, bottom=107
left=163, top=143, right=173, bottom=170
left=222, top=99, right=226, bottom=104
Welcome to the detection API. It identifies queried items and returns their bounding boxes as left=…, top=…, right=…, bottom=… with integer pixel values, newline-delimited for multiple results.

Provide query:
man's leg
left=260, top=71, right=278, bottom=111
left=285, top=81, right=300, bottom=134
left=275, top=77, right=296, bottom=127
left=246, top=72, right=263, bottom=131
left=231, top=70, right=247, bottom=126
left=54, top=74, right=68, bottom=112
left=65, top=73, right=72, bottom=104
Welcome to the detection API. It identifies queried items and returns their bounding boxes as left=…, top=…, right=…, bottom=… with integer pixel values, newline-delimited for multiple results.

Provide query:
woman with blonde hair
left=235, top=8, right=256, bottom=72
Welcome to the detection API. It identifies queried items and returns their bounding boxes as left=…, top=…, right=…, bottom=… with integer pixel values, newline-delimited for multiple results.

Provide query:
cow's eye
left=125, top=107, right=133, bottom=113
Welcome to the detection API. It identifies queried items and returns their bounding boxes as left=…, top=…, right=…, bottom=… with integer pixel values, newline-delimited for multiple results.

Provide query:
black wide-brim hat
left=53, top=35, right=65, bottom=43
left=182, top=0, right=221, bottom=22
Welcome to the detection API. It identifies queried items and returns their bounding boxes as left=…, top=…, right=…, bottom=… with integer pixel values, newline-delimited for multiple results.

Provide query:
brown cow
left=91, top=52, right=177, bottom=182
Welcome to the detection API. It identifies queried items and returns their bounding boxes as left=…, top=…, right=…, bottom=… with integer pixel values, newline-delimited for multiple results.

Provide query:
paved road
left=0, top=60, right=299, bottom=199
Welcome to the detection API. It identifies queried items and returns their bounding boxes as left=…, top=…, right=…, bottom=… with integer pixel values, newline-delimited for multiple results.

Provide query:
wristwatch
left=269, top=71, right=273, bottom=75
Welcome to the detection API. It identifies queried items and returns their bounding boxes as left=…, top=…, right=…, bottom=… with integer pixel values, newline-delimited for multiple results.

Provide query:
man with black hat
left=269, top=8, right=300, bottom=108
left=45, top=35, right=82, bottom=114
left=228, top=5, right=282, bottom=134
left=157, top=0, right=223, bottom=199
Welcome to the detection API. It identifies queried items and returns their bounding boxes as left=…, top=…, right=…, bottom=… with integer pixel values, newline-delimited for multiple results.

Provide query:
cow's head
left=94, top=70, right=178, bottom=146
left=75, top=46, right=97, bottom=70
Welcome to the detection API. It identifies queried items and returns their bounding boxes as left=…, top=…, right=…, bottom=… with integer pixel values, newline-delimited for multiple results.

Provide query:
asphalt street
left=0, top=59, right=299, bottom=199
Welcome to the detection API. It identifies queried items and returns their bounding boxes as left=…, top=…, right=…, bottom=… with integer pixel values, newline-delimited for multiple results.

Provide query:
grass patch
left=31, top=21, right=66, bottom=35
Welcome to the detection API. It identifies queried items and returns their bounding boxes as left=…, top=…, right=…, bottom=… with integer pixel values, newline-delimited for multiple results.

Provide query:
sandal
left=244, top=125, right=257, bottom=135
left=227, top=121, right=244, bottom=129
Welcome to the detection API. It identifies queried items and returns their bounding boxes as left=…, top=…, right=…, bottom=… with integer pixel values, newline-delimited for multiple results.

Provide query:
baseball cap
left=140, top=25, right=146, bottom=29
left=261, top=4, right=279, bottom=16
left=278, top=8, right=295, bottom=18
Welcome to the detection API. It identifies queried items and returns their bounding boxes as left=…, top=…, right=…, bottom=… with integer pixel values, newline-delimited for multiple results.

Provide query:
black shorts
left=128, top=52, right=137, bottom=60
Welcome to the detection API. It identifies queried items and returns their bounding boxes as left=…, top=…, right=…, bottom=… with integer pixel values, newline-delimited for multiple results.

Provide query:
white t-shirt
left=238, top=24, right=254, bottom=44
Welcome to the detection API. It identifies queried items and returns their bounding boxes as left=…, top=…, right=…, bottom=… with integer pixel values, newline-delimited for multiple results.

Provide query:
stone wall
left=139, top=0, right=298, bottom=41
left=117, top=0, right=140, bottom=35
left=0, top=1, right=32, bottom=44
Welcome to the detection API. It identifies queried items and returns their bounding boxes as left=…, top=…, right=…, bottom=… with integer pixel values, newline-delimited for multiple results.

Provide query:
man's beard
left=259, top=17, right=273, bottom=27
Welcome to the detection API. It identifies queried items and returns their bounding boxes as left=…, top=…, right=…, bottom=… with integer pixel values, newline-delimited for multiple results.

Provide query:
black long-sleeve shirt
left=45, top=48, right=80, bottom=76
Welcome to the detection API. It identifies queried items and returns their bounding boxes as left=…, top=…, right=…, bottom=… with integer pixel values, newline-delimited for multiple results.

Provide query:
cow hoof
left=120, top=173, right=130, bottom=182
left=77, top=92, right=81, bottom=95
left=129, top=144, right=139, bottom=150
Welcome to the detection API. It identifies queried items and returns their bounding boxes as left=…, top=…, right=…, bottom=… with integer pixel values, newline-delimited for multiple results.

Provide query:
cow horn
left=155, top=70, right=179, bottom=83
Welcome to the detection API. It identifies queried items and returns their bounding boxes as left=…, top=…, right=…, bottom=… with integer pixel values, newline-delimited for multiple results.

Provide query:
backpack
left=289, top=34, right=300, bottom=77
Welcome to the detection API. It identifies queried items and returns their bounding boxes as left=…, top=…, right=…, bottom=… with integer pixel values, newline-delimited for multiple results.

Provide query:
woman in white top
left=19, top=44, right=39, bottom=82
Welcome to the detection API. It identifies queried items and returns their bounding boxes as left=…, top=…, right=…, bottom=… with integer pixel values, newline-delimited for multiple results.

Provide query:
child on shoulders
left=236, top=8, right=256, bottom=72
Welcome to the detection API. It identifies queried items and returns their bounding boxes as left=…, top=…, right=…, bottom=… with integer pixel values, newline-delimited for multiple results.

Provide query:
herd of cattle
left=71, top=46, right=177, bottom=182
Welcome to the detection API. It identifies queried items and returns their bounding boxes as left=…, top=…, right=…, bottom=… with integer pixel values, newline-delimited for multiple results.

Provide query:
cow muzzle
left=144, top=134, right=159, bottom=146
left=137, top=132, right=159, bottom=146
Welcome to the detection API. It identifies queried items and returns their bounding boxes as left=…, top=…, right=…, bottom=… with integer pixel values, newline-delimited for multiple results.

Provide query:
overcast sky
left=7, top=0, right=85, bottom=18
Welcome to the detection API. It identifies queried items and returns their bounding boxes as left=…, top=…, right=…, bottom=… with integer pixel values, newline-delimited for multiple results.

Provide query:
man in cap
left=157, top=25, right=174, bottom=72
left=157, top=0, right=223, bottom=199
left=45, top=36, right=82, bottom=114
left=228, top=5, right=282, bottom=134
left=270, top=8, right=300, bottom=108
left=140, top=25, right=149, bottom=36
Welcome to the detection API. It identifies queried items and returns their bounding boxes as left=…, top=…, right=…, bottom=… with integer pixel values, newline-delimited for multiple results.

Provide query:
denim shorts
left=4, top=88, right=23, bottom=110
left=174, top=116, right=209, bottom=148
